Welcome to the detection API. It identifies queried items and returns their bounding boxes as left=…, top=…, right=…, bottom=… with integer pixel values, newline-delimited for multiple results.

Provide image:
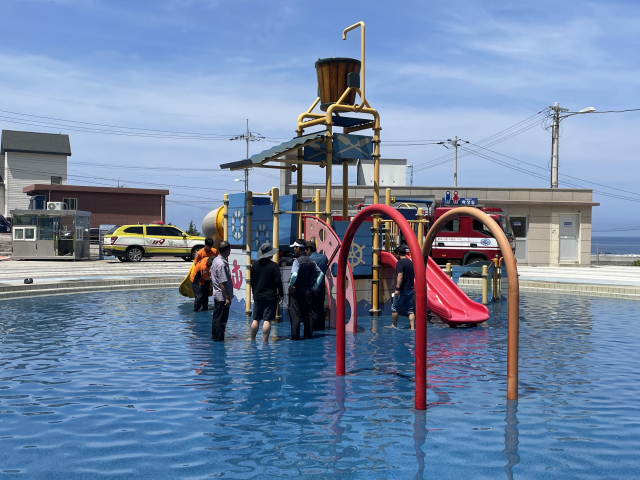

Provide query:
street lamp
left=549, top=102, right=596, bottom=188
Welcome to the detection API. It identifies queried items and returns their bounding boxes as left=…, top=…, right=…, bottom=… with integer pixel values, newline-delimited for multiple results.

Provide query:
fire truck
left=429, top=206, right=516, bottom=266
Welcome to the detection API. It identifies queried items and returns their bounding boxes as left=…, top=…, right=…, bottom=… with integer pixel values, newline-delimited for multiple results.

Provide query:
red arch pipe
left=336, top=204, right=428, bottom=410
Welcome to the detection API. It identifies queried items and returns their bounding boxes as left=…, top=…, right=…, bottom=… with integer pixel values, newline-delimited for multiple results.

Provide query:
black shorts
left=253, top=299, right=277, bottom=323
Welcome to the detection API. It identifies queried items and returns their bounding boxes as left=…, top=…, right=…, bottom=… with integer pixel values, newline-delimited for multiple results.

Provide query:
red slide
left=380, top=251, right=489, bottom=326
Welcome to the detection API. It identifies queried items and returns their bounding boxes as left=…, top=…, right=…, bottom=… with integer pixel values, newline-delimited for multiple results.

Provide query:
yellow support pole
left=417, top=207, right=424, bottom=249
left=223, top=193, right=229, bottom=242
left=325, top=128, right=333, bottom=226
left=493, top=257, right=500, bottom=302
left=370, top=124, right=381, bottom=315
left=272, top=188, right=281, bottom=322
left=245, top=191, right=252, bottom=316
left=482, top=265, right=488, bottom=305
left=384, top=188, right=391, bottom=253
left=342, top=160, right=348, bottom=220
left=446, top=262, right=452, bottom=279
left=315, top=189, right=321, bottom=218
left=296, top=136, right=303, bottom=239
left=272, top=188, right=279, bottom=263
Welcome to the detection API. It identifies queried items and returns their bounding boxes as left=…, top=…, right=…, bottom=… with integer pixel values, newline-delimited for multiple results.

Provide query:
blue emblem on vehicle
left=480, top=238, right=491, bottom=246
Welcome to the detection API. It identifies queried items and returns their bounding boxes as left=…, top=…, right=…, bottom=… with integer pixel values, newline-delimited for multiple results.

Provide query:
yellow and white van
left=102, top=224, right=206, bottom=262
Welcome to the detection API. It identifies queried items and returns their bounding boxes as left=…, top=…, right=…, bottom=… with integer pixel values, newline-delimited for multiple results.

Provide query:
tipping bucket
left=315, top=57, right=361, bottom=110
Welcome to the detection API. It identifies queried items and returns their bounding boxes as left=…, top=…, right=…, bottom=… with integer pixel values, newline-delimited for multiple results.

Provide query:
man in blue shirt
left=288, top=239, right=324, bottom=340
left=391, top=244, right=415, bottom=330
left=307, top=241, right=328, bottom=331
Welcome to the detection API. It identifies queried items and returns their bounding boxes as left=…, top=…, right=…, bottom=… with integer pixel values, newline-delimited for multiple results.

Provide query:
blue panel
left=279, top=194, right=297, bottom=249
left=252, top=196, right=271, bottom=206
left=333, top=220, right=373, bottom=276
left=227, top=193, right=246, bottom=247
left=251, top=204, right=274, bottom=260
left=304, top=133, right=373, bottom=163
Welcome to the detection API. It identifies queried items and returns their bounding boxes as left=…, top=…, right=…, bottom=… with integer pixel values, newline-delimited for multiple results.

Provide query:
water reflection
left=503, top=400, right=520, bottom=479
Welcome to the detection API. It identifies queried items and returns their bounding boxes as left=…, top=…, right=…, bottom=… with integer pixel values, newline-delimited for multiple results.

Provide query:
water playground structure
left=195, top=22, right=520, bottom=410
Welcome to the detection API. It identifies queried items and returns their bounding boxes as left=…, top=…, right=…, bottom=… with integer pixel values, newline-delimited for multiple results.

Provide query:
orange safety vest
left=191, top=256, right=213, bottom=284
left=193, top=247, right=217, bottom=267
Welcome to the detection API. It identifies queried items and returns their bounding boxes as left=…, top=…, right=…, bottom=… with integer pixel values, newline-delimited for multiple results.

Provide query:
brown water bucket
left=315, top=57, right=361, bottom=109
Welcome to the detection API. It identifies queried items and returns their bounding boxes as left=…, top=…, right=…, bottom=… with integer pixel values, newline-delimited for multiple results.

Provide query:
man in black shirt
left=391, top=244, right=416, bottom=329
left=288, top=239, right=324, bottom=340
left=250, top=242, right=284, bottom=342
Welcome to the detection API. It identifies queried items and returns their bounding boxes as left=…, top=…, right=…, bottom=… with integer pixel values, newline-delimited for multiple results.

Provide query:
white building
left=1, top=130, right=71, bottom=218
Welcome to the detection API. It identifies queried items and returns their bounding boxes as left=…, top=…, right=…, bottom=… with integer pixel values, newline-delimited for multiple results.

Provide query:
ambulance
left=102, top=222, right=206, bottom=262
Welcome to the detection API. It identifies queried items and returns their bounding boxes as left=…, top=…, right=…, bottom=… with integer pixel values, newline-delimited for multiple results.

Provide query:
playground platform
left=1, top=259, right=640, bottom=301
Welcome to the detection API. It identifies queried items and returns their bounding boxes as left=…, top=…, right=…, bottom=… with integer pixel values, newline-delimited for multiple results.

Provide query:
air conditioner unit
left=47, top=202, right=68, bottom=211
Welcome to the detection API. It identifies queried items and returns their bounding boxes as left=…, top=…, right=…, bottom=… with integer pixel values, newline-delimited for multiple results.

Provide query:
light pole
left=549, top=103, right=596, bottom=188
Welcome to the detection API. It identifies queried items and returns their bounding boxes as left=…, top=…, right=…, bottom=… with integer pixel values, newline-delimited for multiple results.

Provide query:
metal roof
left=219, top=131, right=327, bottom=170
left=1, top=130, right=72, bottom=156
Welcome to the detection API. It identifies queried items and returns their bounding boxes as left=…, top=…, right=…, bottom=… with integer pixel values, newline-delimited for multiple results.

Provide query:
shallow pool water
left=1, top=290, right=640, bottom=479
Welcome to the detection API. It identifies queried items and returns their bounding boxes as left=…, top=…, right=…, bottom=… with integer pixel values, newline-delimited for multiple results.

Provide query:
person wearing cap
left=288, top=239, right=324, bottom=340
left=306, top=241, right=328, bottom=331
left=250, top=242, right=284, bottom=342
left=391, top=244, right=415, bottom=330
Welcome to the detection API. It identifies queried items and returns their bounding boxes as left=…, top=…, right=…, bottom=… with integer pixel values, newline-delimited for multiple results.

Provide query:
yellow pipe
left=493, top=256, right=499, bottom=301
left=384, top=188, right=391, bottom=253
left=272, top=188, right=279, bottom=263
left=446, top=262, right=452, bottom=279
left=482, top=265, right=488, bottom=304
left=245, top=191, right=253, bottom=316
left=417, top=208, right=424, bottom=249
left=370, top=119, right=381, bottom=316
left=342, top=21, right=365, bottom=108
left=223, top=193, right=229, bottom=242
left=325, top=128, right=333, bottom=226
left=342, top=160, right=348, bottom=220
left=296, top=129, right=303, bottom=239
left=315, top=189, right=321, bottom=219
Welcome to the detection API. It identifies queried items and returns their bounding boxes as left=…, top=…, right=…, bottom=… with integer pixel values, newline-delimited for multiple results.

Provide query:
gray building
left=283, top=181, right=599, bottom=267
left=1, top=130, right=72, bottom=218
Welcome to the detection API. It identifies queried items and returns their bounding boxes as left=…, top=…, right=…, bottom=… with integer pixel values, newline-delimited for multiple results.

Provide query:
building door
left=509, top=216, right=528, bottom=262
left=559, top=214, right=579, bottom=261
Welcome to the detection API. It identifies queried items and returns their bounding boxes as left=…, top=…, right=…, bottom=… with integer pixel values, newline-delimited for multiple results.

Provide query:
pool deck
left=1, top=258, right=640, bottom=301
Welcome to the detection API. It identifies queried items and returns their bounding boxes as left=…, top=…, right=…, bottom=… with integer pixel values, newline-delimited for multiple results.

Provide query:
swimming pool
left=1, top=290, right=639, bottom=479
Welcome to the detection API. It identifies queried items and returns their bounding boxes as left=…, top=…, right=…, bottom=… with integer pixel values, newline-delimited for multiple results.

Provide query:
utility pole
left=408, top=164, right=414, bottom=186
left=549, top=102, right=568, bottom=188
left=453, top=135, right=458, bottom=188
left=438, top=137, right=468, bottom=187
left=231, top=120, right=264, bottom=193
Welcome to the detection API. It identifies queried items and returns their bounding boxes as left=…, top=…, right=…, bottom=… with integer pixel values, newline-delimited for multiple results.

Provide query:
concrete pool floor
left=2, top=258, right=640, bottom=301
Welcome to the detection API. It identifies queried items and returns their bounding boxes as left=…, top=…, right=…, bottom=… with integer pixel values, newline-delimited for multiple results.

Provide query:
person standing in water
left=211, top=241, right=233, bottom=342
left=391, top=244, right=415, bottom=330
left=288, top=239, right=323, bottom=340
left=307, top=241, right=328, bottom=331
left=250, top=242, right=284, bottom=342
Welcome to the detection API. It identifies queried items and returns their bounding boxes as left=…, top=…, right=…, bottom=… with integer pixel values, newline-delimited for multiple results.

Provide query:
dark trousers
left=310, top=287, right=326, bottom=331
left=211, top=300, right=230, bottom=341
left=289, top=289, right=313, bottom=340
left=193, top=280, right=210, bottom=311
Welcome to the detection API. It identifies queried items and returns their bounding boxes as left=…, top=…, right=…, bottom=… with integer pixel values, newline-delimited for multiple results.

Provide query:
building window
left=63, top=198, right=78, bottom=210
left=51, top=176, right=62, bottom=185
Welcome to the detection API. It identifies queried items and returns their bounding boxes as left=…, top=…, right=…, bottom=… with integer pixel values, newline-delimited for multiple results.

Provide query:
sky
left=0, top=0, right=639, bottom=234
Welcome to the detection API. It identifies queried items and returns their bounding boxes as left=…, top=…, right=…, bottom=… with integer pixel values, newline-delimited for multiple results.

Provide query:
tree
left=186, top=220, right=200, bottom=236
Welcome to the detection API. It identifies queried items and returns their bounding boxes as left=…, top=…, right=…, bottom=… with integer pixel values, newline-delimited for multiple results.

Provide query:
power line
left=0, top=88, right=247, bottom=121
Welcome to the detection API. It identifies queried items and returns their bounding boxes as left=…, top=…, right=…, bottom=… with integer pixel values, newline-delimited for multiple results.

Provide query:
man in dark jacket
left=307, top=241, right=328, bottom=331
left=250, top=242, right=284, bottom=342
left=288, top=239, right=324, bottom=340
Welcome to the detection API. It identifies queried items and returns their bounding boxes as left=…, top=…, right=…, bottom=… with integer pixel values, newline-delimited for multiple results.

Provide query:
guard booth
left=10, top=209, right=91, bottom=260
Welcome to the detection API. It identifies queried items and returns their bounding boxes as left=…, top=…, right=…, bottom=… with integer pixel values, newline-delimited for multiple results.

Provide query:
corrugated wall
left=4, top=152, right=67, bottom=217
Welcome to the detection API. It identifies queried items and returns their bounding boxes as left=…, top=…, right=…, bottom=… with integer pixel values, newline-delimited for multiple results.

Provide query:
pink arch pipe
left=336, top=204, right=428, bottom=410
